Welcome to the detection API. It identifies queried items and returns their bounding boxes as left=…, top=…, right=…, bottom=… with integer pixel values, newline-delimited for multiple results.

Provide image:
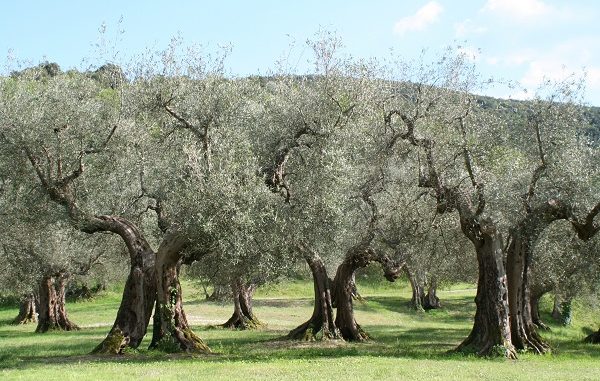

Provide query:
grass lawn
left=1, top=278, right=600, bottom=380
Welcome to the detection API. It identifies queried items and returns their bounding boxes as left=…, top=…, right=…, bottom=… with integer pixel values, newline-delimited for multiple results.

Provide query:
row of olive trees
left=1, top=35, right=598, bottom=358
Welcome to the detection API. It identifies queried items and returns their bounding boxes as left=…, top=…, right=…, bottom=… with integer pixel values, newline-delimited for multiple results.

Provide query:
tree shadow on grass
left=3, top=294, right=600, bottom=372
left=5, top=325, right=600, bottom=373
left=353, top=295, right=476, bottom=329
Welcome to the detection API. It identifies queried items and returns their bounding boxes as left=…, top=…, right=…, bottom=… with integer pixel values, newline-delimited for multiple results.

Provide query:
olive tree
left=0, top=65, right=158, bottom=353
left=376, top=48, right=519, bottom=358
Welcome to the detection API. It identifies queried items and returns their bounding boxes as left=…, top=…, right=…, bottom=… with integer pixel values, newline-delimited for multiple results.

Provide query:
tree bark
left=505, top=200, right=570, bottom=354
left=333, top=246, right=401, bottom=341
left=221, top=278, right=261, bottom=330
left=35, top=274, right=78, bottom=332
left=529, top=285, right=551, bottom=330
left=333, top=248, right=371, bottom=341
left=90, top=216, right=157, bottom=354
left=405, top=266, right=425, bottom=311
left=550, top=297, right=572, bottom=326
left=149, top=231, right=209, bottom=353
left=506, top=236, right=550, bottom=354
left=55, top=273, right=79, bottom=331
left=551, top=295, right=562, bottom=322
left=206, top=284, right=229, bottom=301
left=13, top=293, right=38, bottom=325
left=455, top=219, right=516, bottom=359
left=288, top=250, right=340, bottom=340
left=405, top=266, right=440, bottom=311
left=424, top=278, right=441, bottom=310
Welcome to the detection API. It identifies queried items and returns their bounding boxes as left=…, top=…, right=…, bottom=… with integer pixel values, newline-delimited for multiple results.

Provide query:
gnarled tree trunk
left=206, top=284, right=229, bottom=301
left=405, top=266, right=425, bottom=311
left=506, top=236, right=550, bottom=354
left=55, top=273, right=78, bottom=331
left=551, top=296, right=572, bottom=326
left=529, top=284, right=552, bottom=330
left=424, top=278, right=441, bottom=310
left=150, top=231, right=209, bottom=353
left=35, top=274, right=78, bottom=332
left=13, top=292, right=38, bottom=325
left=288, top=250, right=340, bottom=340
left=505, top=201, right=570, bottom=354
left=455, top=220, right=516, bottom=359
left=333, top=247, right=401, bottom=341
left=221, top=279, right=261, bottom=330
left=333, top=249, right=371, bottom=341
left=551, top=295, right=562, bottom=321
left=90, top=216, right=157, bottom=354
left=405, top=266, right=440, bottom=311
left=23, top=137, right=158, bottom=354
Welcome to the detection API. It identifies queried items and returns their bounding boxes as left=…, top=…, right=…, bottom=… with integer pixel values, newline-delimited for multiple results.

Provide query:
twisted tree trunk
left=333, top=247, right=401, bottom=341
left=55, top=273, right=79, bottom=331
left=405, top=266, right=425, bottom=311
left=13, top=293, right=38, bottom=325
left=529, top=284, right=552, bottom=330
left=506, top=236, right=549, bottom=354
left=23, top=131, right=158, bottom=354
left=505, top=200, right=570, bottom=354
left=424, top=278, right=441, bottom=310
left=288, top=250, right=340, bottom=340
left=35, top=274, right=78, bottom=332
left=90, top=216, right=157, bottom=354
left=455, top=220, right=516, bottom=359
left=221, top=279, right=261, bottom=330
left=150, top=231, right=209, bottom=353
left=551, top=295, right=562, bottom=321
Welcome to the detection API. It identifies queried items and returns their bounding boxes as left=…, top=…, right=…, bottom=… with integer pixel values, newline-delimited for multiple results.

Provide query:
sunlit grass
left=1, top=279, right=600, bottom=380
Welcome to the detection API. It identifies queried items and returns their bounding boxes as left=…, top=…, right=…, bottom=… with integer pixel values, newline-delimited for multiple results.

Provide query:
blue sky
left=2, top=0, right=599, bottom=105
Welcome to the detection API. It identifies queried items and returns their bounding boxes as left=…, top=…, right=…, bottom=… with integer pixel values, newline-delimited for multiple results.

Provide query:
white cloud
left=483, top=38, right=600, bottom=104
left=482, top=0, right=553, bottom=21
left=454, top=19, right=487, bottom=38
left=393, top=1, right=443, bottom=36
left=515, top=40, right=600, bottom=103
left=520, top=61, right=570, bottom=88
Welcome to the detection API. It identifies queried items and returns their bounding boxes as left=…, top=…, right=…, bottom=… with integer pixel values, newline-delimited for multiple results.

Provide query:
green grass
left=1, top=279, right=600, bottom=380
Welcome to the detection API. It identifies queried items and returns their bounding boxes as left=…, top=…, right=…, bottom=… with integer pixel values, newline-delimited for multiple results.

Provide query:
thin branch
left=523, top=114, right=548, bottom=211
left=83, top=124, right=118, bottom=154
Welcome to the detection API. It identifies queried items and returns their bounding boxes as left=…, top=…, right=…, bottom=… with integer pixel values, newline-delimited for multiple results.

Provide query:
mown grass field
left=1, top=278, right=600, bottom=380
